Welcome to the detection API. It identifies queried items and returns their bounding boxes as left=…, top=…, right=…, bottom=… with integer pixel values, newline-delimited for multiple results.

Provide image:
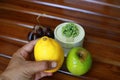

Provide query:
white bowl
left=54, top=22, right=85, bottom=56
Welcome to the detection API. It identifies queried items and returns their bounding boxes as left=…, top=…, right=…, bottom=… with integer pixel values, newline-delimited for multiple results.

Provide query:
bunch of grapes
left=28, top=25, right=54, bottom=41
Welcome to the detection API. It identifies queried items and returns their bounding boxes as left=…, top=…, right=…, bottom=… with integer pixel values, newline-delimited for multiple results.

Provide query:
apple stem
left=77, top=52, right=83, bottom=58
left=77, top=51, right=87, bottom=62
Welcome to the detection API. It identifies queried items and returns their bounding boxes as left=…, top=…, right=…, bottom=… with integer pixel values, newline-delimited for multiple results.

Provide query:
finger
left=21, top=39, right=38, bottom=53
left=15, top=39, right=38, bottom=58
left=24, top=61, right=57, bottom=75
left=35, top=72, right=52, bottom=80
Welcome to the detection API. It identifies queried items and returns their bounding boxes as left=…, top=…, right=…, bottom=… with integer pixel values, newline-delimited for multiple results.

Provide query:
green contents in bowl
left=62, top=23, right=79, bottom=38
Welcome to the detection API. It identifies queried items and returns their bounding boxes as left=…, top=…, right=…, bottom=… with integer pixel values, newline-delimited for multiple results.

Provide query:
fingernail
left=51, top=61, right=57, bottom=68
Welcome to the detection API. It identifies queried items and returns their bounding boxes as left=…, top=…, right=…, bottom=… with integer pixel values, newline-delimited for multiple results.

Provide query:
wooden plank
left=91, top=0, right=120, bottom=6
left=1, top=0, right=120, bottom=18
left=0, top=0, right=120, bottom=26
left=0, top=19, right=32, bottom=41
left=0, top=56, right=9, bottom=74
left=0, top=38, right=21, bottom=56
left=37, top=0, right=120, bottom=18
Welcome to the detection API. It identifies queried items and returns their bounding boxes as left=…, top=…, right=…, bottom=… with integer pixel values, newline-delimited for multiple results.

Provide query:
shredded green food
left=62, top=23, right=79, bottom=38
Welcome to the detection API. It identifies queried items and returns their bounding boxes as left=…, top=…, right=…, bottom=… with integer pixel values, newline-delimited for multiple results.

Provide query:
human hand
left=0, top=40, right=57, bottom=80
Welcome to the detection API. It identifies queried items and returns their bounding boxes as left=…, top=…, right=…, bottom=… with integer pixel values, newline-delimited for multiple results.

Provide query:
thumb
left=24, top=61, right=57, bottom=75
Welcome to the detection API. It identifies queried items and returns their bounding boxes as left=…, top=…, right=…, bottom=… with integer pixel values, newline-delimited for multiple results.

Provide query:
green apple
left=66, top=47, right=92, bottom=76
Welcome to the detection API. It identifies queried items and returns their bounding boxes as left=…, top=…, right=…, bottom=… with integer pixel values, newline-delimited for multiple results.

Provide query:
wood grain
left=0, top=0, right=120, bottom=80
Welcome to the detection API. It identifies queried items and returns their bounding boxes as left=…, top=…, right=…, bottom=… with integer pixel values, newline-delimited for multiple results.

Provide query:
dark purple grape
left=44, top=31, right=54, bottom=38
left=28, top=25, right=54, bottom=41
left=44, top=27, right=54, bottom=38
left=36, top=26, right=44, bottom=37
left=28, top=31, right=39, bottom=41
left=45, top=27, right=52, bottom=32
left=28, top=25, right=44, bottom=41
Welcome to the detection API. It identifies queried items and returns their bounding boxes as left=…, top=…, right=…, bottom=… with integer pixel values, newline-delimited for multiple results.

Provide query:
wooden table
left=0, top=0, right=120, bottom=80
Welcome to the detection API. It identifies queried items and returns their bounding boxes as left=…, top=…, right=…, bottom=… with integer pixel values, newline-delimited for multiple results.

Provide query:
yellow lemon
left=34, top=36, right=64, bottom=72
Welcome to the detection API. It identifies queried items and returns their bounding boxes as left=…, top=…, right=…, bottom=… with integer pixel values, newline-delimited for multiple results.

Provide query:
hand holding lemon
left=34, top=36, right=64, bottom=72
